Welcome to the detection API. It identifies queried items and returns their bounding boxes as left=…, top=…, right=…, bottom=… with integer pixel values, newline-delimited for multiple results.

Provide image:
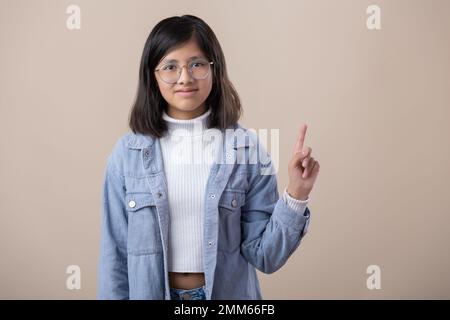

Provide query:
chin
left=175, top=103, right=202, bottom=111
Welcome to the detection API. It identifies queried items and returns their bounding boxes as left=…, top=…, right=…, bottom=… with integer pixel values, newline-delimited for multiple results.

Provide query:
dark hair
left=129, top=15, right=242, bottom=138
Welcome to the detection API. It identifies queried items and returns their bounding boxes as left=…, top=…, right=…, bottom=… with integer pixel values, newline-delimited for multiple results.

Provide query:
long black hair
left=129, top=15, right=242, bottom=138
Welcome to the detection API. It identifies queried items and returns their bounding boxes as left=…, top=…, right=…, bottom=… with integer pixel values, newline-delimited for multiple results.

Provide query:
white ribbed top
left=159, top=108, right=219, bottom=272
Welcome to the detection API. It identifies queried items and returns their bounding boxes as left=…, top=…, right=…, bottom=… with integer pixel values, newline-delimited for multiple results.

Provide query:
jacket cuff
left=272, top=197, right=311, bottom=234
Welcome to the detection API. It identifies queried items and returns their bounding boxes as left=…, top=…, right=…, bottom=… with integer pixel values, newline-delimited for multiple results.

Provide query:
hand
left=287, top=123, right=320, bottom=200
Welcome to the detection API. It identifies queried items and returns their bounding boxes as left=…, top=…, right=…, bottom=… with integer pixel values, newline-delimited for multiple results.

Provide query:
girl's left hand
left=287, top=124, right=320, bottom=201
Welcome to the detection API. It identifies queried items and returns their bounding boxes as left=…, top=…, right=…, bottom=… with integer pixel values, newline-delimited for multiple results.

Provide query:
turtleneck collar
left=162, top=108, right=211, bottom=137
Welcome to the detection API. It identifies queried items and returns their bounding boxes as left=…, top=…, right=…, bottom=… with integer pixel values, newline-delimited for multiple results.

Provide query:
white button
left=210, top=194, right=216, bottom=199
left=128, top=200, right=136, bottom=208
left=208, top=241, right=213, bottom=246
left=231, top=199, right=238, bottom=207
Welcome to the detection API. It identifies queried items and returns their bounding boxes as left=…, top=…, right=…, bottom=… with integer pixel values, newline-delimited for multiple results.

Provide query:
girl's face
left=155, top=38, right=213, bottom=120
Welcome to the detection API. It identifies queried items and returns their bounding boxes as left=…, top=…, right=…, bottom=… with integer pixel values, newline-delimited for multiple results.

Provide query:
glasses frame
left=154, top=59, right=214, bottom=84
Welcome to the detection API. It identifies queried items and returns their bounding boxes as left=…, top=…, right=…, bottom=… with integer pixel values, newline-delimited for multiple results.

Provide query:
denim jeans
left=170, top=285, right=207, bottom=300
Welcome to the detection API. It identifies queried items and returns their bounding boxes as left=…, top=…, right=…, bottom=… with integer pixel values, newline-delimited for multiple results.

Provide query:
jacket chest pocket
left=217, top=190, right=246, bottom=252
left=125, top=192, right=162, bottom=255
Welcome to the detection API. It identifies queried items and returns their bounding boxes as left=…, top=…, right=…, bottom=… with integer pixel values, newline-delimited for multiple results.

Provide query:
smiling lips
left=175, top=88, right=198, bottom=97
left=176, top=88, right=198, bottom=93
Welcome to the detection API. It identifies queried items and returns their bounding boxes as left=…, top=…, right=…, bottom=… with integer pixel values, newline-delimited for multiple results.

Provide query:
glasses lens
left=159, top=64, right=179, bottom=83
left=189, top=59, right=211, bottom=80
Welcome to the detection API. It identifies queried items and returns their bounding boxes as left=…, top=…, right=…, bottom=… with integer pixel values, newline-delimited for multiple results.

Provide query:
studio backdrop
left=1, top=0, right=449, bottom=299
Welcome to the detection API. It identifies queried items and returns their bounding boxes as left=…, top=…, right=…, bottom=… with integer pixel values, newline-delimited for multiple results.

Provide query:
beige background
left=1, top=0, right=449, bottom=299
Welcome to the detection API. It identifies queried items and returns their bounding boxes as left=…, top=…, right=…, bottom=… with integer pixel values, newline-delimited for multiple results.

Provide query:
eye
left=162, top=64, right=177, bottom=71
left=191, top=61, right=206, bottom=68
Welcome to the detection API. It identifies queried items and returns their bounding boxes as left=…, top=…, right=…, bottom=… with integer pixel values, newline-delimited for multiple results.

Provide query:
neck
left=166, top=104, right=207, bottom=120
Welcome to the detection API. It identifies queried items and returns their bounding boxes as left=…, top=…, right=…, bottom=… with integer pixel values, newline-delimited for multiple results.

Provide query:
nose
left=177, top=65, right=194, bottom=84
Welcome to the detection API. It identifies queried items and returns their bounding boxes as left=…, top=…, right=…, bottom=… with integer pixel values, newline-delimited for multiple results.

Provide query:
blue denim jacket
left=97, top=123, right=311, bottom=300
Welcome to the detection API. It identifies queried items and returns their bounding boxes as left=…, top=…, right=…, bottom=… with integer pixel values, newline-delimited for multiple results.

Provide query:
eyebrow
left=162, top=56, right=206, bottom=63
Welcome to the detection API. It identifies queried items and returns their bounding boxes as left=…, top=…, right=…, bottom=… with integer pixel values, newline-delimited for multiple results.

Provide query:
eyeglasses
left=154, top=58, right=214, bottom=84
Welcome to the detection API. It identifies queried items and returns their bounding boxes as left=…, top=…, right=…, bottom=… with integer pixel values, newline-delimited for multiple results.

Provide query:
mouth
left=175, top=89, right=198, bottom=97
left=175, top=89, right=198, bottom=93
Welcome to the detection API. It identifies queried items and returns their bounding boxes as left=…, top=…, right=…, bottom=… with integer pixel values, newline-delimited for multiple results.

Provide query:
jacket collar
left=125, top=132, right=154, bottom=150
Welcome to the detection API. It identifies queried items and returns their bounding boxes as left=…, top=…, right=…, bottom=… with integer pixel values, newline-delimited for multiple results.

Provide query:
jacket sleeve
left=240, top=141, right=311, bottom=274
left=97, top=156, right=129, bottom=299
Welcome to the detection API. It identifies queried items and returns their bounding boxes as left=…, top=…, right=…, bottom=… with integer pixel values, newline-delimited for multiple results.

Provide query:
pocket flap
left=125, top=192, right=156, bottom=212
left=218, top=190, right=245, bottom=210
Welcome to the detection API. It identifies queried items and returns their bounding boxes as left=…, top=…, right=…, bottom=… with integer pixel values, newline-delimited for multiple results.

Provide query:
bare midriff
left=169, top=272, right=205, bottom=290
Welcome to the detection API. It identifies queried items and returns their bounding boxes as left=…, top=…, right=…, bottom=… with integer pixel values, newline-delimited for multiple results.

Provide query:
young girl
left=98, top=15, right=320, bottom=300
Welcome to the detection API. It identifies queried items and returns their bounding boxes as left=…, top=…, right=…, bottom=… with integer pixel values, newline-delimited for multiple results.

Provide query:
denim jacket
left=97, top=123, right=311, bottom=300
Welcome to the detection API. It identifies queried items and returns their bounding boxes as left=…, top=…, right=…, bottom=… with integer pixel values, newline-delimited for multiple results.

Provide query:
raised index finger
left=293, top=123, right=307, bottom=155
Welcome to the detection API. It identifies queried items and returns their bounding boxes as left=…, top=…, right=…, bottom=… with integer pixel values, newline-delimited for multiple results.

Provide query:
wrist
left=286, top=187, right=309, bottom=201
